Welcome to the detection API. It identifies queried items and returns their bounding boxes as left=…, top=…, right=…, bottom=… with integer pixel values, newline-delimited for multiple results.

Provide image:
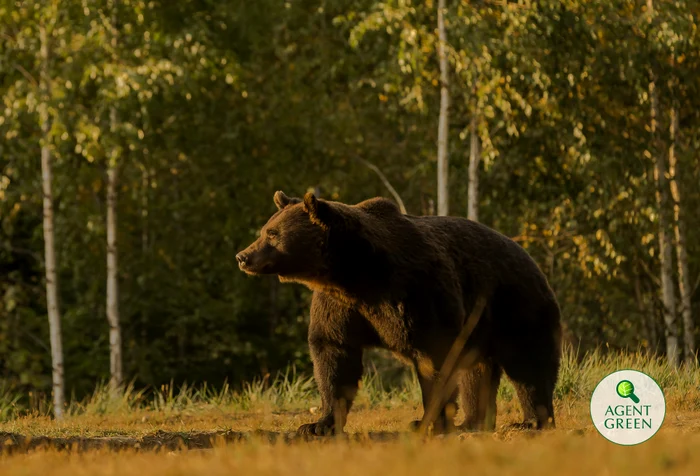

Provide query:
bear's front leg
left=297, top=292, right=374, bottom=437
left=297, top=336, right=363, bottom=437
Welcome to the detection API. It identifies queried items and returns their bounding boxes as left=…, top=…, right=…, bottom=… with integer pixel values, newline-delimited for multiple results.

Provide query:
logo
left=590, top=369, right=665, bottom=446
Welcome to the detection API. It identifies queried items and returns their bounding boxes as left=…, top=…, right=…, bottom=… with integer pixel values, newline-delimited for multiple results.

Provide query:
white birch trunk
left=107, top=0, right=123, bottom=393
left=39, top=22, right=65, bottom=419
left=649, top=77, right=679, bottom=368
left=106, top=152, right=122, bottom=392
left=467, top=116, right=480, bottom=221
left=436, top=0, right=449, bottom=216
left=644, top=0, right=678, bottom=364
left=667, top=107, right=695, bottom=365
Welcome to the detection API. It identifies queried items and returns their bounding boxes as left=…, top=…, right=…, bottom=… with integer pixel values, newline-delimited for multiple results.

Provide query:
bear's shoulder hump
left=355, top=197, right=401, bottom=217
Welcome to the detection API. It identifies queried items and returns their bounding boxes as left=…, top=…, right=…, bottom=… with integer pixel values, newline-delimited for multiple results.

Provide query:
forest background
left=1, top=0, right=698, bottom=413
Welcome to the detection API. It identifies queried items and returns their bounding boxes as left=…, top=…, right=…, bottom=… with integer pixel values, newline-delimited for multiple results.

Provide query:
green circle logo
left=590, top=370, right=665, bottom=446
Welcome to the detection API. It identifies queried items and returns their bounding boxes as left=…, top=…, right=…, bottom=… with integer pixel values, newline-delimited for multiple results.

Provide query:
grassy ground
left=1, top=349, right=699, bottom=474
left=2, top=431, right=700, bottom=476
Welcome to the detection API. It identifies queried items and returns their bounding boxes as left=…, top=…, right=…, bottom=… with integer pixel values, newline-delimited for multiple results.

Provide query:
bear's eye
left=266, top=229, right=279, bottom=240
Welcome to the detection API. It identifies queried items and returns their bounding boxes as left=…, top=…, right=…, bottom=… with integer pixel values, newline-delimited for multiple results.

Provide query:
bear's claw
left=297, top=421, right=335, bottom=437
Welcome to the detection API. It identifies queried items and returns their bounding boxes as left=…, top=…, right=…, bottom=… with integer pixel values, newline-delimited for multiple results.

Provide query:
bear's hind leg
left=459, top=361, right=502, bottom=432
left=512, top=378, right=556, bottom=430
left=411, top=374, right=460, bottom=434
left=500, top=328, right=559, bottom=430
left=494, top=298, right=561, bottom=430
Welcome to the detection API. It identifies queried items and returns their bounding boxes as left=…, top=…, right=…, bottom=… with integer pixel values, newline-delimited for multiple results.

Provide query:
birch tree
left=649, top=78, right=679, bottom=367
left=647, top=0, right=679, bottom=367
left=106, top=146, right=122, bottom=392
left=39, top=17, right=65, bottom=419
left=436, top=0, right=449, bottom=216
left=467, top=116, right=480, bottom=221
left=106, top=0, right=123, bottom=393
left=667, top=107, right=695, bottom=364
left=650, top=81, right=679, bottom=367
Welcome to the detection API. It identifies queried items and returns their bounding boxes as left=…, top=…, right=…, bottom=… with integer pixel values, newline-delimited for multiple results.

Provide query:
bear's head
left=236, top=191, right=338, bottom=282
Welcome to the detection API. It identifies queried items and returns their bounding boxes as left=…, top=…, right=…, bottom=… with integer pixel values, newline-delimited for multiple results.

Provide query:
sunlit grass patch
left=554, top=345, right=700, bottom=407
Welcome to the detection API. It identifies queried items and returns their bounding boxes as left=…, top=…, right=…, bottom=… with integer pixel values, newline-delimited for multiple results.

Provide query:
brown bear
left=237, top=191, right=562, bottom=436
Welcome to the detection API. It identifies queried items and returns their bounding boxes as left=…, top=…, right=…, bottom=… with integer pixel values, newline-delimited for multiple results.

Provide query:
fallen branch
left=354, top=156, right=407, bottom=215
left=419, top=296, right=487, bottom=435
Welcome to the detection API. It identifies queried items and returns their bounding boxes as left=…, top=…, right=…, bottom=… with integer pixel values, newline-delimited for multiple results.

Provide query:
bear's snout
left=235, top=252, right=249, bottom=267
left=235, top=243, right=272, bottom=275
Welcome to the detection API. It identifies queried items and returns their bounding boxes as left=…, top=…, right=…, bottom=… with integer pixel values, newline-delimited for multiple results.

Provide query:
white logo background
left=590, top=369, right=666, bottom=445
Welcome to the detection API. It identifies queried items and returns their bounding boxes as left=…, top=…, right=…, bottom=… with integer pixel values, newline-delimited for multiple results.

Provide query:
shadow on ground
left=0, top=428, right=587, bottom=454
left=0, top=430, right=403, bottom=454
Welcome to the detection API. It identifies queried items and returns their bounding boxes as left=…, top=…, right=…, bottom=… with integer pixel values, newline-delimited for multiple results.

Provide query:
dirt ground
left=1, top=401, right=699, bottom=475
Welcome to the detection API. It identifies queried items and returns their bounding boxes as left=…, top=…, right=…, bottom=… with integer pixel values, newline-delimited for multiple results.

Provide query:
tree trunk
left=106, top=155, right=122, bottom=392
left=269, top=278, right=279, bottom=341
left=634, top=270, right=657, bottom=354
left=427, top=197, right=435, bottom=216
left=141, top=166, right=149, bottom=254
left=467, top=116, right=480, bottom=221
left=436, top=0, right=449, bottom=216
left=39, top=22, right=65, bottom=419
left=261, top=278, right=280, bottom=378
left=667, top=107, right=695, bottom=365
left=107, top=0, right=123, bottom=393
left=649, top=76, right=679, bottom=368
left=139, top=165, right=149, bottom=380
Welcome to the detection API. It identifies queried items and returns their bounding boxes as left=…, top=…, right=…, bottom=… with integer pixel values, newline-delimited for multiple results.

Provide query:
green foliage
left=0, top=382, right=22, bottom=422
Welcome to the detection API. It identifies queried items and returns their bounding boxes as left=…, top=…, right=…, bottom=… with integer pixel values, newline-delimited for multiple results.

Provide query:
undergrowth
left=1, top=346, right=698, bottom=422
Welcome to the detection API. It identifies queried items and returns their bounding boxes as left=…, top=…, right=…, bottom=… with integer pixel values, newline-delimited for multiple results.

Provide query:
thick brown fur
left=236, top=191, right=562, bottom=436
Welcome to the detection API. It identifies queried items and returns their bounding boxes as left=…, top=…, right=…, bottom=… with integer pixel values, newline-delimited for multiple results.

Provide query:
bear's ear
left=273, top=191, right=301, bottom=210
left=303, top=192, right=333, bottom=228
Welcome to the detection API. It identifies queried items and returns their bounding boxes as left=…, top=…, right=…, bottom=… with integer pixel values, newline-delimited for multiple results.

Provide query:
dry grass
left=1, top=394, right=699, bottom=475
left=1, top=426, right=700, bottom=476
left=1, top=349, right=699, bottom=474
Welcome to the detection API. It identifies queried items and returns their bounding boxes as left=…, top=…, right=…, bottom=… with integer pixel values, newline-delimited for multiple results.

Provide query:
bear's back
left=407, top=215, right=552, bottom=293
left=350, top=198, right=550, bottom=294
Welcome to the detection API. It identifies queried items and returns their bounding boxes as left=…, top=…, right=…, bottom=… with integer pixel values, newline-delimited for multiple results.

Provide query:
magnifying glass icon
left=616, top=380, right=640, bottom=403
